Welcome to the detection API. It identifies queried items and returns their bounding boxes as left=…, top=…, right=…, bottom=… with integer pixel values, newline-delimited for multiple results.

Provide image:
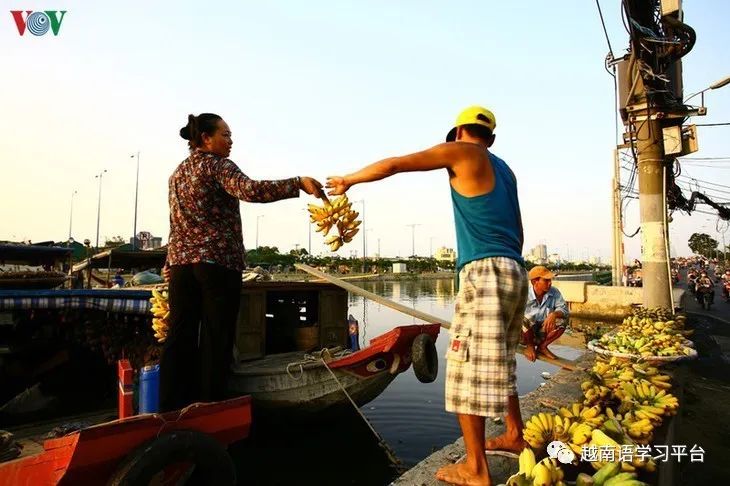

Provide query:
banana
left=531, top=462, right=552, bottom=486
left=518, top=448, right=537, bottom=476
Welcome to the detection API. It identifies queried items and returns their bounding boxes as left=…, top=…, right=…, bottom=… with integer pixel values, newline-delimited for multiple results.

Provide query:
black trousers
left=159, top=263, right=242, bottom=412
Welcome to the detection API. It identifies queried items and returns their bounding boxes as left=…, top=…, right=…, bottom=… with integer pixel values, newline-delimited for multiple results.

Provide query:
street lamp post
left=406, top=224, right=421, bottom=257
left=302, top=208, right=311, bottom=255
left=130, top=152, right=140, bottom=250
left=355, top=200, right=366, bottom=272
left=256, top=215, right=264, bottom=249
left=68, top=189, right=78, bottom=240
left=94, top=170, right=107, bottom=249
left=685, top=75, right=730, bottom=106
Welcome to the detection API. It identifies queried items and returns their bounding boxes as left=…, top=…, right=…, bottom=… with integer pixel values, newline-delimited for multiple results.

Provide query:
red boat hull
left=1, top=396, right=252, bottom=486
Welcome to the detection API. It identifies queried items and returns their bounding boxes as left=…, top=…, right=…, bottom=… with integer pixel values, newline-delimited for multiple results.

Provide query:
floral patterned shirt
left=167, top=149, right=299, bottom=272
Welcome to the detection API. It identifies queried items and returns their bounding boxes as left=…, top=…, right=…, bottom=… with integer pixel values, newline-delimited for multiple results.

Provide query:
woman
left=160, top=113, right=324, bottom=411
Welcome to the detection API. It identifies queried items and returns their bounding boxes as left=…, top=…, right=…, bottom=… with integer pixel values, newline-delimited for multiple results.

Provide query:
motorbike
left=696, top=284, right=714, bottom=311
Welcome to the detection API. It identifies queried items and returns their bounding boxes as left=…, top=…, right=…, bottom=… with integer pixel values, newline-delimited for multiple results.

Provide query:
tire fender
left=411, top=333, right=438, bottom=383
left=107, top=429, right=236, bottom=486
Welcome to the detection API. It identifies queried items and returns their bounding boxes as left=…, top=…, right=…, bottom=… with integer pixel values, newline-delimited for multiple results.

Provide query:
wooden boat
left=228, top=281, right=441, bottom=414
left=0, top=396, right=252, bottom=486
left=230, top=323, right=440, bottom=413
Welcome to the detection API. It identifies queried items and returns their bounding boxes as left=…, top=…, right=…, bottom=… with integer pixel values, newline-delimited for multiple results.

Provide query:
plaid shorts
left=445, top=257, right=528, bottom=417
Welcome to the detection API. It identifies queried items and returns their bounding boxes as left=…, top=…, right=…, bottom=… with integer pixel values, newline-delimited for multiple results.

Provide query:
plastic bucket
left=139, top=364, right=160, bottom=413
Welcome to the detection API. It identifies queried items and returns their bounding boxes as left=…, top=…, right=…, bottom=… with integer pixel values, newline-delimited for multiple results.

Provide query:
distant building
left=130, top=231, right=162, bottom=250
left=392, top=263, right=408, bottom=274
left=434, top=246, right=456, bottom=263
left=534, top=244, right=547, bottom=260
left=589, top=256, right=602, bottom=265
left=548, top=253, right=562, bottom=264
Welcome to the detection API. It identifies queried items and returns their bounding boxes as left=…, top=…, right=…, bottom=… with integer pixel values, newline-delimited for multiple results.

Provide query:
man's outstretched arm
left=326, top=142, right=468, bottom=195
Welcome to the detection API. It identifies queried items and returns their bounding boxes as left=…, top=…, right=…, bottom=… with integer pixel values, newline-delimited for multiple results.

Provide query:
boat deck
left=232, top=347, right=349, bottom=376
left=6, top=408, right=116, bottom=462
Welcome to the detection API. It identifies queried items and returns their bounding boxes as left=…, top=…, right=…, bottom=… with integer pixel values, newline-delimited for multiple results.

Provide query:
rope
left=320, top=358, right=404, bottom=471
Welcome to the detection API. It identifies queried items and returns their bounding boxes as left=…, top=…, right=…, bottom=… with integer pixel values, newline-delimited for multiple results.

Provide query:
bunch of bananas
left=308, top=194, right=361, bottom=252
left=523, top=412, right=596, bottom=454
left=581, top=380, right=612, bottom=406
left=149, top=288, right=170, bottom=343
left=585, top=427, right=656, bottom=473
left=558, top=402, right=605, bottom=428
left=506, top=448, right=566, bottom=486
left=576, top=462, right=648, bottom=486
left=591, top=358, right=673, bottom=391
left=614, top=381, right=679, bottom=421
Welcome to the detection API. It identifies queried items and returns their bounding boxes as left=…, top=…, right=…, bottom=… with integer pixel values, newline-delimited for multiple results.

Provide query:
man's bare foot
left=537, top=346, right=558, bottom=360
left=435, top=463, right=490, bottom=486
left=523, top=345, right=537, bottom=362
left=484, top=432, right=527, bottom=454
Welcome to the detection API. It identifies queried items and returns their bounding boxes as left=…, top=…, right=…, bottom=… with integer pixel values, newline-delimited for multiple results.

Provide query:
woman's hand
left=325, top=176, right=351, bottom=196
left=299, top=177, right=325, bottom=199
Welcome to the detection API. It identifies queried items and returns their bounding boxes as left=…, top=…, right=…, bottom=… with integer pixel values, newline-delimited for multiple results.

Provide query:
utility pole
left=620, top=0, right=695, bottom=308
left=94, top=170, right=107, bottom=249
left=611, top=149, right=625, bottom=286
left=131, top=152, right=140, bottom=250
left=406, top=224, right=421, bottom=257
left=68, top=189, right=77, bottom=240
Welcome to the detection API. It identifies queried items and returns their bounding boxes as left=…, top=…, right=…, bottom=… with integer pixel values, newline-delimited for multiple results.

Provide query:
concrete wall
left=553, top=281, right=684, bottom=319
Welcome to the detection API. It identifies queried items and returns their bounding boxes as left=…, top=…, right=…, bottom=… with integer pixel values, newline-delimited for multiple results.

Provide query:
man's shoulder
left=548, top=286, right=564, bottom=298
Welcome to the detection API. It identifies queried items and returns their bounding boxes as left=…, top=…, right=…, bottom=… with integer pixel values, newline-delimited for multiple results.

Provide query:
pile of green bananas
left=149, top=288, right=169, bottom=343
left=506, top=448, right=566, bottom=486
left=576, top=462, right=648, bottom=486
left=308, top=194, right=361, bottom=252
left=593, top=314, right=693, bottom=358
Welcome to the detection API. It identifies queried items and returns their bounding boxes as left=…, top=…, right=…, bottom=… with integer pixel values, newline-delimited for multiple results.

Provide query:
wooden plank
left=295, top=263, right=577, bottom=371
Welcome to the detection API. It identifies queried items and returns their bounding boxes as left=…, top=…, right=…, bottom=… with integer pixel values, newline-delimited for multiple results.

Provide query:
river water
left=230, top=277, right=583, bottom=485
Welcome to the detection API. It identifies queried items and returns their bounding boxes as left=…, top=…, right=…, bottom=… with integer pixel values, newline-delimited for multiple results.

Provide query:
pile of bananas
left=576, top=462, right=648, bottom=486
left=591, top=358, right=673, bottom=391
left=523, top=412, right=597, bottom=455
left=149, top=288, right=170, bottom=343
left=308, top=194, right=361, bottom=252
left=506, top=448, right=566, bottom=486
left=629, top=306, right=673, bottom=321
left=592, top=314, right=693, bottom=358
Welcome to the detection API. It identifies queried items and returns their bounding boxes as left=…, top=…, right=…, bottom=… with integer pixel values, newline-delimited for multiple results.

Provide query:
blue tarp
left=0, top=289, right=153, bottom=315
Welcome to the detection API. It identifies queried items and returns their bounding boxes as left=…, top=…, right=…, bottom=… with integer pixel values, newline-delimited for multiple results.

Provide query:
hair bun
left=179, top=114, right=197, bottom=140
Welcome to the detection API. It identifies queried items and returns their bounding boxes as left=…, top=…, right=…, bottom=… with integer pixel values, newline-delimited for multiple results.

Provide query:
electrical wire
left=595, top=0, right=615, bottom=58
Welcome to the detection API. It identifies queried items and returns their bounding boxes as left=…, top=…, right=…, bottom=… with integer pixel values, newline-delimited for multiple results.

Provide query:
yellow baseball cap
left=528, top=266, right=555, bottom=280
left=445, top=105, right=497, bottom=142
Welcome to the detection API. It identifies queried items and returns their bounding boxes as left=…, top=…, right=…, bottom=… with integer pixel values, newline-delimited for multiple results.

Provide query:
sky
left=2, top=1, right=729, bottom=261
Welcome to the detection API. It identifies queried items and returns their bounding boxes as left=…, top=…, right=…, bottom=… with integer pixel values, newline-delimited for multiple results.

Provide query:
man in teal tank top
left=326, top=106, right=528, bottom=486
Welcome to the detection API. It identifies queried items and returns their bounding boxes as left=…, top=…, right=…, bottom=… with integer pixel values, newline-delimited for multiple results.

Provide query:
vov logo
left=11, top=10, right=67, bottom=36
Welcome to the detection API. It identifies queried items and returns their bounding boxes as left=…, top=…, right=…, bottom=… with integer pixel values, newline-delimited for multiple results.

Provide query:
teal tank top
left=451, top=152, right=524, bottom=273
